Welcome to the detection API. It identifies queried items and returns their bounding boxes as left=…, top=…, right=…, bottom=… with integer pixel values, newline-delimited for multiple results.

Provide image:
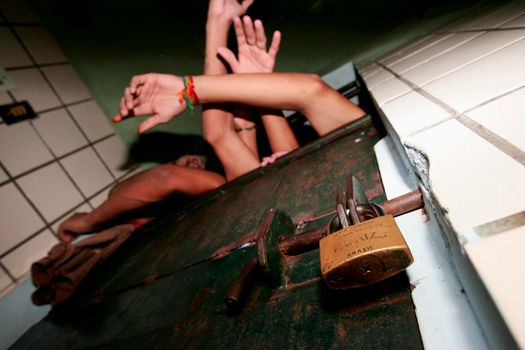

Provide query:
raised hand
left=208, top=0, right=254, bottom=22
left=113, top=73, right=186, bottom=134
left=217, top=16, right=281, bottom=74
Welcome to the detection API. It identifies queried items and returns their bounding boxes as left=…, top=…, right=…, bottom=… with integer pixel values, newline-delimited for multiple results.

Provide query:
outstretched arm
left=114, top=72, right=365, bottom=136
left=202, top=0, right=260, bottom=180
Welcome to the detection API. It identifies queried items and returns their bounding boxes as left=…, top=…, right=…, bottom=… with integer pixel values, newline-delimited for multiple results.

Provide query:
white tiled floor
left=17, top=163, right=84, bottom=222
left=0, top=167, right=8, bottom=183
left=403, top=29, right=525, bottom=87
left=8, top=68, right=61, bottom=112
left=422, top=37, right=525, bottom=112
left=33, top=109, right=88, bottom=157
left=94, top=135, right=129, bottom=179
left=361, top=68, right=394, bottom=90
left=459, top=1, right=525, bottom=30
left=0, top=183, right=45, bottom=255
left=61, top=148, right=114, bottom=197
left=0, top=28, right=32, bottom=68
left=379, top=91, right=451, bottom=139
left=465, top=226, right=525, bottom=348
left=42, top=65, right=91, bottom=104
left=1, top=230, right=57, bottom=279
left=502, top=13, right=525, bottom=27
left=378, top=34, right=448, bottom=67
left=0, top=122, right=53, bottom=176
left=14, top=27, right=67, bottom=65
left=465, top=87, right=525, bottom=152
left=68, top=101, right=115, bottom=142
left=405, top=119, right=525, bottom=233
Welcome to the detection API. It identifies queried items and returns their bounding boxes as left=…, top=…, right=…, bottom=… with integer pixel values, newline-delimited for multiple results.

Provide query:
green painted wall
left=32, top=0, right=488, bottom=148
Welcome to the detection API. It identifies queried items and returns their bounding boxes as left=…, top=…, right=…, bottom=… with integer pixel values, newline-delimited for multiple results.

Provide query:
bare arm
left=202, top=0, right=260, bottom=180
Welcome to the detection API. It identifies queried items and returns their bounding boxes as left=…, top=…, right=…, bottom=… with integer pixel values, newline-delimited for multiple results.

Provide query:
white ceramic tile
left=14, top=27, right=67, bottom=65
left=389, top=32, right=482, bottom=75
left=0, top=0, right=41, bottom=23
left=2, top=230, right=57, bottom=279
left=50, top=203, right=91, bottom=235
left=362, top=68, right=394, bottom=90
left=0, top=167, right=8, bottom=183
left=462, top=1, right=525, bottom=30
left=465, top=87, right=525, bottom=152
left=0, top=122, right=53, bottom=176
left=89, top=186, right=111, bottom=208
left=0, top=91, right=13, bottom=105
left=465, top=226, right=525, bottom=349
left=403, top=30, right=525, bottom=87
left=423, top=37, right=525, bottom=112
left=0, top=183, right=45, bottom=255
left=358, top=63, right=381, bottom=78
left=68, top=101, right=115, bottom=142
left=94, top=136, right=129, bottom=179
left=17, top=163, right=84, bottom=222
left=0, top=28, right=32, bottom=68
left=0, top=268, right=13, bottom=292
left=42, top=65, right=91, bottom=104
left=369, top=78, right=411, bottom=107
left=380, top=91, right=451, bottom=139
left=8, top=68, right=61, bottom=112
left=405, top=119, right=525, bottom=232
left=501, top=13, right=525, bottom=28
left=33, top=108, right=87, bottom=157
left=61, top=148, right=114, bottom=197
left=379, top=34, right=448, bottom=67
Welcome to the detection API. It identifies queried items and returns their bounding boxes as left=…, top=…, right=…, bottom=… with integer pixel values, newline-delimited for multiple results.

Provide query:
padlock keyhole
left=362, top=264, right=372, bottom=274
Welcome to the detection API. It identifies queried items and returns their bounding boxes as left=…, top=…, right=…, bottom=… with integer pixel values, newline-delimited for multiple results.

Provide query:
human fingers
left=137, top=114, right=171, bottom=134
left=130, top=74, right=148, bottom=94
left=260, top=156, right=271, bottom=167
left=124, top=87, right=135, bottom=109
left=268, top=30, right=282, bottom=59
left=217, top=47, right=239, bottom=72
left=233, top=17, right=246, bottom=46
left=243, top=16, right=256, bottom=45
left=254, top=19, right=267, bottom=50
left=119, top=97, right=128, bottom=117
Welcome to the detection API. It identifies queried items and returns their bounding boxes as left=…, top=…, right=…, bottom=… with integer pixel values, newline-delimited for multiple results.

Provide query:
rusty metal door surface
left=12, top=117, right=423, bottom=349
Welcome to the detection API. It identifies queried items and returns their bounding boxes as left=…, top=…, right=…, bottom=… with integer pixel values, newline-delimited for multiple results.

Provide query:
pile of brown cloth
left=31, top=224, right=136, bottom=306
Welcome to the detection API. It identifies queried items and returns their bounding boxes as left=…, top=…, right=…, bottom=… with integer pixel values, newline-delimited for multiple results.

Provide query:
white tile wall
left=17, top=163, right=84, bottom=222
left=403, top=29, right=525, bottom=87
left=380, top=91, right=451, bottom=139
left=362, top=3, right=525, bottom=346
left=0, top=183, right=44, bottom=255
left=465, top=87, right=525, bottom=152
left=94, top=135, right=129, bottom=179
left=0, top=122, right=53, bottom=176
left=1, top=230, right=57, bottom=279
left=0, top=167, right=8, bottom=183
left=0, top=28, right=32, bottom=68
left=14, top=27, right=67, bottom=65
left=50, top=203, right=91, bottom=235
left=42, top=65, right=92, bottom=104
left=422, top=37, right=525, bottom=112
left=8, top=68, right=61, bottom=112
left=0, top=268, right=12, bottom=293
left=0, top=0, right=41, bottom=23
left=33, top=109, right=87, bottom=157
left=68, top=101, right=115, bottom=142
left=89, top=187, right=111, bottom=208
left=61, top=148, right=114, bottom=197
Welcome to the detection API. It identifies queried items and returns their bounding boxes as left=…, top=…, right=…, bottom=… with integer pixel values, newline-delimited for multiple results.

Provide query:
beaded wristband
left=177, top=76, right=200, bottom=112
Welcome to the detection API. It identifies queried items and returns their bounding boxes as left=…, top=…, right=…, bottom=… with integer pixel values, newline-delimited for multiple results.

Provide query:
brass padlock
left=320, top=215, right=413, bottom=289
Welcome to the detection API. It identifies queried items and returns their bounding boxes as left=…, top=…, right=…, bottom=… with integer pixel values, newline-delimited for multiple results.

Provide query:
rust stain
left=285, top=277, right=322, bottom=291
left=337, top=321, right=347, bottom=338
left=190, top=287, right=211, bottom=314
left=211, top=230, right=258, bottom=260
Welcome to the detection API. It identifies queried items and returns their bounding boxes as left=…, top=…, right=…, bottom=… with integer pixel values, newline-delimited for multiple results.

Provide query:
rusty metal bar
left=280, top=189, right=423, bottom=256
left=224, top=255, right=258, bottom=313
left=381, top=190, right=423, bottom=217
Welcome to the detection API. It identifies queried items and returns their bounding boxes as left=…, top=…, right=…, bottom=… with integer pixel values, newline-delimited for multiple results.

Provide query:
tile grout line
left=462, top=84, right=525, bottom=114
left=5, top=62, right=69, bottom=71
left=376, top=62, right=525, bottom=166
left=437, top=25, right=525, bottom=34
left=4, top=21, right=119, bottom=183
left=0, top=227, right=49, bottom=263
left=0, top=262, right=16, bottom=284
